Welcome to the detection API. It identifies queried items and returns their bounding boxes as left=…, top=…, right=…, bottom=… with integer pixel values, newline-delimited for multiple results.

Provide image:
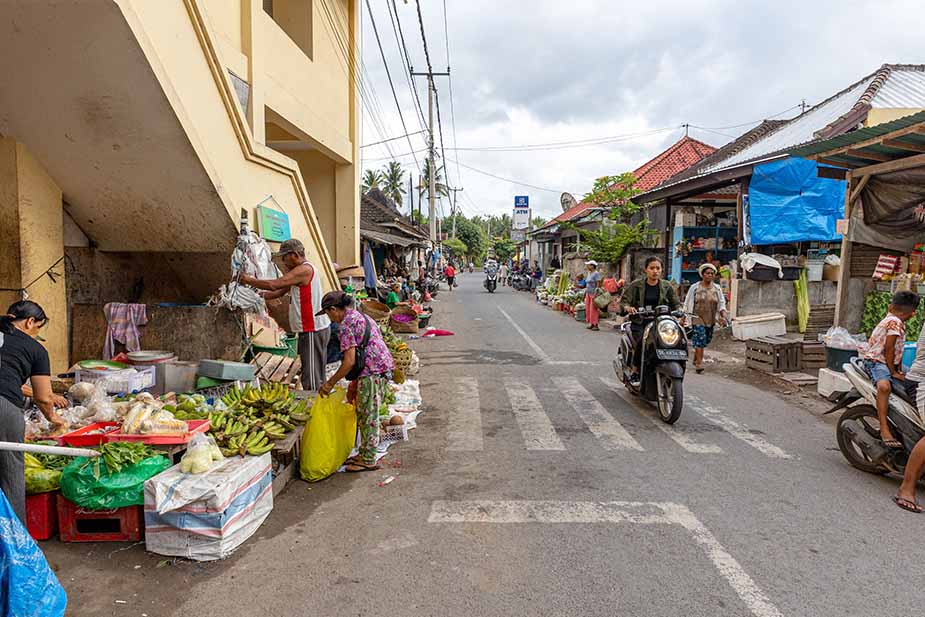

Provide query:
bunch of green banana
left=209, top=382, right=313, bottom=457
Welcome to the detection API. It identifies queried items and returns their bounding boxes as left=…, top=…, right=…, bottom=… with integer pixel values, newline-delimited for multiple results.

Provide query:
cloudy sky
left=357, top=0, right=922, bottom=221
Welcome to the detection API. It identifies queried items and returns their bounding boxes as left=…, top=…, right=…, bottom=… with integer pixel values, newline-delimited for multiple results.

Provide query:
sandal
left=883, top=438, right=903, bottom=449
left=892, top=495, right=922, bottom=513
left=345, top=462, right=381, bottom=473
left=695, top=366, right=704, bottom=374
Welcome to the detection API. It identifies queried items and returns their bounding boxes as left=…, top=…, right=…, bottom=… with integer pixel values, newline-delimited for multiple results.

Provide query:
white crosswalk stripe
left=601, top=378, right=724, bottom=454
left=552, top=377, right=644, bottom=451
left=447, top=377, right=483, bottom=451
left=686, top=395, right=792, bottom=459
left=504, top=379, right=565, bottom=451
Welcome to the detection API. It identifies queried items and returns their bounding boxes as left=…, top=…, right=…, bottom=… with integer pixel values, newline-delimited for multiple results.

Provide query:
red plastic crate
left=106, top=419, right=210, bottom=445
left=58, top=422, right=120, bottom=446
left=26, top=492, right=58, bottom=541
left=57, top=498, right=143, bottom=543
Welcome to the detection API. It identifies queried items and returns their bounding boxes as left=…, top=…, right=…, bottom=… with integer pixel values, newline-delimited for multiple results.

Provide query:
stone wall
left=731, top=279, right=838, bottom=326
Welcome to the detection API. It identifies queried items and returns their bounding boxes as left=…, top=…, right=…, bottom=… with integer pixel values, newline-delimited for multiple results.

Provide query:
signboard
left=257, top=204, right=291, bottom=242
left=511, top=229, right=526, bottom=243
left=514, top=195, right=529, bottom=207
left=513, top=195, right=531, bottom=231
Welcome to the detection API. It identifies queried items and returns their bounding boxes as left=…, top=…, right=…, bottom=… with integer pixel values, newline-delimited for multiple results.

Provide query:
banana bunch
left=209, top=382, right=312, bottom=457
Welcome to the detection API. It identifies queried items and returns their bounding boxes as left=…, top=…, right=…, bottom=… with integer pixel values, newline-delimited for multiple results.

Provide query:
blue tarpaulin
left=748, top=157, right=845, bottom=245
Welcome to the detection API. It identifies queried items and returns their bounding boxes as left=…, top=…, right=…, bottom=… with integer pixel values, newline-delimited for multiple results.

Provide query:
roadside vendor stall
left=790, top=111, right=925, bottom=336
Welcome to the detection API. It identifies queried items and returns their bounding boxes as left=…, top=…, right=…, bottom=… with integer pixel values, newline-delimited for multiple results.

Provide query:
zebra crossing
left=440, top=376, right=792, bottom=459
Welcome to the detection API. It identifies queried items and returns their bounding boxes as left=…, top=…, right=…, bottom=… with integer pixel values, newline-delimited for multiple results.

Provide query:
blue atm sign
left=514, top=196, right=529, bottom=207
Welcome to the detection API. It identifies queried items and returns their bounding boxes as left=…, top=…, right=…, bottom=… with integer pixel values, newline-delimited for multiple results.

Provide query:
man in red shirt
left=444, top=263, right=456, bottom=291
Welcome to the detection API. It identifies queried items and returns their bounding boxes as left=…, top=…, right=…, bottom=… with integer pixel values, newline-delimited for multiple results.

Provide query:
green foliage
left=362, top=169, right=384, bottom=193
left=584, top=172, right=643, bottom=223
left=419, top=159, right=450, bottom=201
left=562, top=219, right=657, bottom=264
left=442, top=237, right=467, bottom=257
left=861, top=291, right=924, bottom=340
left=531, top=216, right=547, bottom=229
left=382, top=161, right=406, bottom=206
left=451, top=215, right=485, bottom=259
left=492, top=237, right=517, bottom=262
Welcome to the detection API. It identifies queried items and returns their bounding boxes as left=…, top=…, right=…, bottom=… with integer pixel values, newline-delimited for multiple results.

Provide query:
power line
left=454, top=160, right=574, bottom=194
left=365, top=0, right=419, bottom=171
left=442, top=0, right=463, bottom=219
left=387, top=0, right=427, bottom=131
left=414, top=0, right=434, bottom=74
left=361, top=130, right=427, bottom=148
left=689, top=103, right=804, bottom=132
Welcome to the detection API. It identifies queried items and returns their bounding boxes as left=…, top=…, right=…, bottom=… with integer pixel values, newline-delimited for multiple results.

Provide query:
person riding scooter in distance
left=620, top=256, right=681, bottom=381
left=860, top=290, right=920, bottom=450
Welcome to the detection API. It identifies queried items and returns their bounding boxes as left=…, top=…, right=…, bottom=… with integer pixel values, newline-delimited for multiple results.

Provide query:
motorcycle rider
left=620, top=257, right=681, bottom=381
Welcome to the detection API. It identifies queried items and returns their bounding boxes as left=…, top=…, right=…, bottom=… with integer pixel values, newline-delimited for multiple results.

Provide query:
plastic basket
left=106, top=419, right=210, bottom=445
left=75, top=366, right=155, bottom=394
left=381, top=423, right=408, bottom=444
left=59, top=422, right=120, bottom=447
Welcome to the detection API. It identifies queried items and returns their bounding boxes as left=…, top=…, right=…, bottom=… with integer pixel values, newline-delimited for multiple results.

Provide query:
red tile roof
left=632, top=136, right=716, bottom=192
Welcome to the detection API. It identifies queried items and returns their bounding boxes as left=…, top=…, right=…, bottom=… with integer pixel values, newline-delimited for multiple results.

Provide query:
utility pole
left=448, top=187, right=463, bottom=237
left=411, top=69, right=450, bottom=245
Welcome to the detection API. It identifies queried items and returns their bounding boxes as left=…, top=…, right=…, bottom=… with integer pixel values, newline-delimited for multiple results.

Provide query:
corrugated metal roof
left=871, top=68, right=925, bottom=108
left=789, top=110, right=925, bottom=158
left=700, top=78, right=874, bottom=172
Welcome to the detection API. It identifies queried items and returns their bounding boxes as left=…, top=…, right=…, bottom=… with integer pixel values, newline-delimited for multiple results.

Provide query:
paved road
left=53, top=273, right=923, bottom=616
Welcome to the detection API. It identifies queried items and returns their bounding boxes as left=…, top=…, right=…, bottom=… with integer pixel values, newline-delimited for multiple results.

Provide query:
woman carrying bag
left=318, top=292, right=394, bottom=472
left=0, top=301, right=66, bottom=522
left=683, top=263, right=728, bottom=373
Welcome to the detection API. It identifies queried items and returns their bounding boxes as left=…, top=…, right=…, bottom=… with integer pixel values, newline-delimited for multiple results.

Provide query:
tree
left=382, top=161, right=406, bottom=206
left=418, top=159, right=450, bottom=202
left=492, top=237, right=517, bottom=263
left=448, top=214, right=485, bottom=260
left=361, top=169, right=384, bottom=193
left=442, top=237, right=468, bottom=259
left=583, top=172, right=642, bottom=223
left=531, top=216, right=547, bottom=229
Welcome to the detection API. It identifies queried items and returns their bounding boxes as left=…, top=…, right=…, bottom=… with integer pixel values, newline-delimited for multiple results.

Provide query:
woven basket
left=360, top=299, right=390, bottom=322
left=392, top=346, right=414, bottom=372
left=390, top=306, right=419, bottom=334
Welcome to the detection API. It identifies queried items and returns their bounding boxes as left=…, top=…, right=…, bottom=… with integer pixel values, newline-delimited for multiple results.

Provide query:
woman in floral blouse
left=318, top=291, right=395, bottom=472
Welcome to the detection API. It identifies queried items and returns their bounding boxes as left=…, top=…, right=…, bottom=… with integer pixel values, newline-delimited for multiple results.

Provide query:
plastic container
left=75, top=366, right=155, bottom=393
left=57, top=499, right=143, bottom=543
left=59, top=422, right=120, bottom=447
left=902, top=341, right=917, bottom=372
left=26, top=492, right=58, bottom=541
left=106, top=419, right=210, bottom=445
left=155, top=361, right=200, bottom=396
left=732, top=313, right=787, bottom=340
left=197, top=360, right=255, bottom=381
left=825, top=347, right=859, bottom=372
left=817, top=367, right=852, bottom=397
left=806, top=262, right=824, bottom=282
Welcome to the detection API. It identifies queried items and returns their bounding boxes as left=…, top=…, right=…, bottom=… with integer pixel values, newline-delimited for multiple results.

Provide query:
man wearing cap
left=584, top=260, right=602, bottom=331
left=240, top=239, right=331, bottom=392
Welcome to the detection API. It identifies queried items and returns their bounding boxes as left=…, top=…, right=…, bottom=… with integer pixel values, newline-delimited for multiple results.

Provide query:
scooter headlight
left=657, top=320, right=681, bottom=346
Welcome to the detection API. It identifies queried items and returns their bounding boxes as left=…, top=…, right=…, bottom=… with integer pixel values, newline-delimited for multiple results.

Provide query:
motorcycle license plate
left=655, top=349, right=688, bottom=360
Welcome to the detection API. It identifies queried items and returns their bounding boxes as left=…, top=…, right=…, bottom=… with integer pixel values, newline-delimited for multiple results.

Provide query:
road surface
left=50, top=273, right=923, bottom=616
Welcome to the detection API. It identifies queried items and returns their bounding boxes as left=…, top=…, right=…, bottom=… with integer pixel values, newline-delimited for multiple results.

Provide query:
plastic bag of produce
left=0, top=491, right=67, bottom=616
left=300, top=388, right=356, bottom=482
left=60, top=454, right=171, bottom=510
left=179, top=433, right=223, bottom=474
left=24, top=453, right=63, bottom=495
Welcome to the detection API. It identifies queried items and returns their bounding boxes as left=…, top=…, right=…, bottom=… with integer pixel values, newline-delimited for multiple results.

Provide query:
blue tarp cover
left=748, top=156, right=845, bottom=245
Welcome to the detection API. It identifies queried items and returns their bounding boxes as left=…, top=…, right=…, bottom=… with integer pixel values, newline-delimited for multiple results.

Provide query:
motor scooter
left=826, top=356, right=925, bottom=475
left=483, top=265, right=498, bottom=293
left=613, top=306, right=688, bottom=423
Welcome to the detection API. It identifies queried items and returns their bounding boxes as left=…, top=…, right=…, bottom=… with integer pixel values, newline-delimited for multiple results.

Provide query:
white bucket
left=806, top=261, right=824, bottom=282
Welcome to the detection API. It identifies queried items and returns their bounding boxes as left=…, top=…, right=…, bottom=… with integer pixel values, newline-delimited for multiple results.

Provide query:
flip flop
left=892, top=495, right=922, bottom=513
left=695, top=367, right=704, bottom=374
left=883, top=438, right=903, bottom=449
left=345, top=462, right=381, bottom=473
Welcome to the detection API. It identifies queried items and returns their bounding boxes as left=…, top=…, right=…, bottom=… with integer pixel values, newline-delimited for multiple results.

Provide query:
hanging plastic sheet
left=748, top=157, right=845, bottom=245
left=848, top=167, right=925, bottom=251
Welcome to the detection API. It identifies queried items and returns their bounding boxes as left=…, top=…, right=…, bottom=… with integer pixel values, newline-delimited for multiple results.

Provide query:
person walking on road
left=683, top=263, right=728, bottom=373
left=0, top=301, right=67, bottom=523
left=584, top=260, right=602, bottom=331
left=241, top=239, right=331, bottom=393
left=318, top=291, right=394, bottom=472
left=499, top=262, right=509, bottom=286
left=445, top=263, right=456, bottom=291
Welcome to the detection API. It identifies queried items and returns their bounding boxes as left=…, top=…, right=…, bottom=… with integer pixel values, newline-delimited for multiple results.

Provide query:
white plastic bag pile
left=213, top=230, right=282, bottom=313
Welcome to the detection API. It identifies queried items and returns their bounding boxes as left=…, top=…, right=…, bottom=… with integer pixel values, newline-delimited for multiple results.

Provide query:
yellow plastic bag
left=299, top=388, right=356, bottom=482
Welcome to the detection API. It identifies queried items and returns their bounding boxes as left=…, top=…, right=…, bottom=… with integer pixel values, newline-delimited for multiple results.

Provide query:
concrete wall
left=838, top=277, right=874, bottom=334
left=731, top=278, right=838, bottom=326
left=0, top=139, right=68, bottom=372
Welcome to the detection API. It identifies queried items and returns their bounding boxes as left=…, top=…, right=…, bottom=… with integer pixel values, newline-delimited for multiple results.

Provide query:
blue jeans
left=864, top=359, right=892, bottom=384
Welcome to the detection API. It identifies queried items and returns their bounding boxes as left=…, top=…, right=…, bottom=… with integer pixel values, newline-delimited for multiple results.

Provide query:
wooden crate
left=251, top=352, right=302, bottom=386
left=746, top=336, right=802, bottom=373
left=804, top=304, right=836, bottom=341
left=801, top=341, right=827, bottom=369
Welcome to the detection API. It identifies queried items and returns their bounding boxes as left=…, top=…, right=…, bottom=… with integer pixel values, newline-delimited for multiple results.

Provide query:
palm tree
left=361, top=169, right=384, bottom=193
left=382, top=161, right=406, bottom=206
left=418, top=159, right=450, bottom=202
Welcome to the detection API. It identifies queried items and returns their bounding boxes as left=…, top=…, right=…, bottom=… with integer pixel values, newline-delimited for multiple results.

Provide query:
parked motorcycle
left=483, top=264, right=498, bottom=293
left=511, top=273, right=531, bottom=291
left=613, top=306, right=688, bottom=423
left=826, top=356, right=925, bottom=475
left=423, top=275, right=440, bottom=298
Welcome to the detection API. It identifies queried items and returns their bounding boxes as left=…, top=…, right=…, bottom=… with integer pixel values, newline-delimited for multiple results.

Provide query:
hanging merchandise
left=213, top=228, right=282, bottom=313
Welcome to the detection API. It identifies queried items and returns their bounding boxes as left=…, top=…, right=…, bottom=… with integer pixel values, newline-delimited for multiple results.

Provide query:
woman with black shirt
left=0, top=301, right=65, bottom=522
left=619, top=257, right=682, bottom=379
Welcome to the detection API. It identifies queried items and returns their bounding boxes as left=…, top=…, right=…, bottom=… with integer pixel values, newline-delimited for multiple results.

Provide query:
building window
left=264, top=0, right=313, bottom=60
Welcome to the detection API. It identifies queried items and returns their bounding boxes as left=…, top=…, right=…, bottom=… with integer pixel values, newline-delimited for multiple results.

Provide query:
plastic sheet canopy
left=748, top=157, right=845, bottom=245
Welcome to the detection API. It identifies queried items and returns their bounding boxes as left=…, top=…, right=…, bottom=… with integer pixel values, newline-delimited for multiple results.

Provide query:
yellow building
left=0, top=0, right=361, bottom=371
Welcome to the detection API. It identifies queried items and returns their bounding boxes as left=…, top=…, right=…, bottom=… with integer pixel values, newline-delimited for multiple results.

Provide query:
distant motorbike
left=483, top=265, right=498, bottom=293
left=613, top=306, right=688, bottom=423
left=423, top=275, right=440, bottom=298
left=511, top=273, right=531, bottom=291
left=826, top=356, right=925, bottom=475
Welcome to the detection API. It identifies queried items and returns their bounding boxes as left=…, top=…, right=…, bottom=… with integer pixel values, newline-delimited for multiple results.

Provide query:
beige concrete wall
left=118, top=0, right=353, bottom=287
left=0, top=139, right=68, bottom=372
left=292, top=150, right=337, bottom=251
left=867, top=108, right=925, bottom=127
